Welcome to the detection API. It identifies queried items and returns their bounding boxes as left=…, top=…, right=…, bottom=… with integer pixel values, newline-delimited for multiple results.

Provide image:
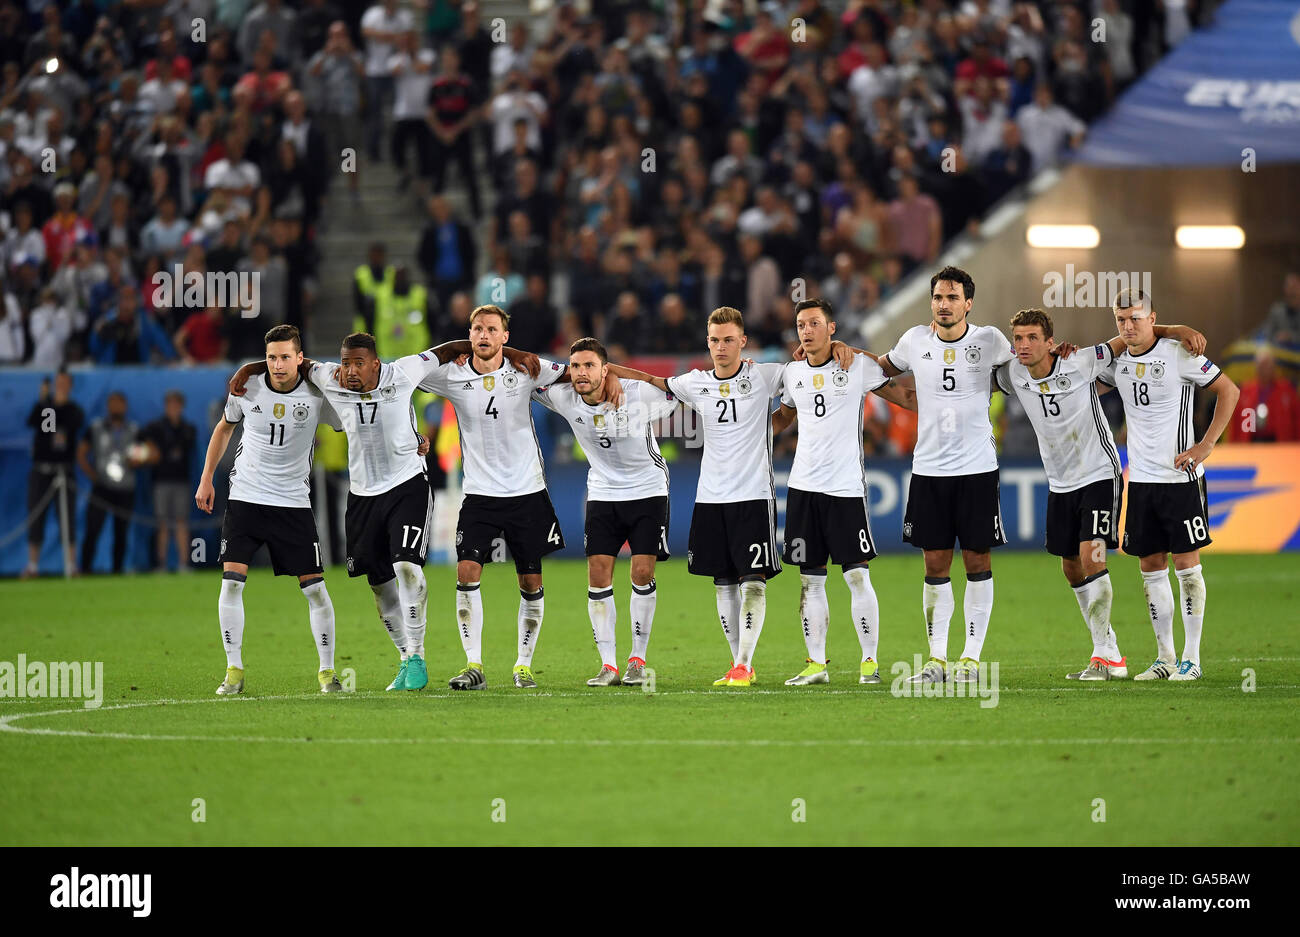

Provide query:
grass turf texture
left=2, top=552, right=1297, bottom=846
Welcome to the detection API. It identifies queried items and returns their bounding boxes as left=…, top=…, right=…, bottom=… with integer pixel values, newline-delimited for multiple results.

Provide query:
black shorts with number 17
left=345, top=472, right=433, bottom=584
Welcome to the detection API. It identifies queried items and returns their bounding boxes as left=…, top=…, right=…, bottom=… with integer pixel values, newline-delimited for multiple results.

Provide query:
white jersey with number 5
left=223, top=375, right=341, bottom=508
left=666, top=360, right=785, bottom=503
left=308, top=351, right=445, bottom=496
left=883, top=322, right=1014, bottom=476
left=418, top=357, right=567, bottom=497
left=995, top=344, right=1122, bottom=492
left=781, top=354, right=889, bottom=497
left=532, top=379, right=678, bottom=501
left=1100, top=337, right=1222, bottom=484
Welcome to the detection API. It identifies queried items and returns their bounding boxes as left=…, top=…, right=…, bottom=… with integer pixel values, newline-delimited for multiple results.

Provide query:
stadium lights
left=1175, top=225, right=1245, bottom=249
left=1025, top=224, right=1100, bottom=249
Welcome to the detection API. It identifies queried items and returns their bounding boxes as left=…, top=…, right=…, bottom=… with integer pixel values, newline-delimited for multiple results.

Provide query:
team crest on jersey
left=943, top=349, right=957, bottom=365
left=1135, top=364, right=1146, bottom=379
left=346, top=556, right=355, bottom=572
left=737, top=378, right=752, bottom=395
left=719, top=383, right=731, bottom=397
left=593, top=414, right=606, bottom=428
left=219, top=539, right=227, bottom=556
left=812, top=374, right=825, bottom=390
left=273, top=403, right=286, bottom=419
left=292, top=403, right=310, bottom=421
left=503, top=372, right=518, bottom=389
left=1150, top=362, right=1165, bottom=380
left=615, top=410, right=628, bottom=427
left=1055, top=375, right=1071, bottom=391
left=965, top=346, right=981, bottom=364
left=903, top=522, right=913, bottom=538
left=483, top=376, right=495, bottom=391
left=1038, top=381, right=1051, bottom=394
left=832, top=371, right=849, bottom=388
left=455, top=531, right=463, bottom=546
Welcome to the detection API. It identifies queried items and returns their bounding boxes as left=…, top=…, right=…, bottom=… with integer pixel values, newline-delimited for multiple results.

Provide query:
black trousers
left=82, top=484, right=134, bottom=573
left=27, top=467, right=74, bottom=549
left=392, top=118, right=432, bottom=177
left=431, top=131, right=481, bottom=218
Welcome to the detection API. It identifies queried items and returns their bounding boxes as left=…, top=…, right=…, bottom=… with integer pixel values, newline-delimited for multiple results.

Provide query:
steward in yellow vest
left=372, top=266, right=431, bottom=359
left=353, top=241, right=395, bottom=334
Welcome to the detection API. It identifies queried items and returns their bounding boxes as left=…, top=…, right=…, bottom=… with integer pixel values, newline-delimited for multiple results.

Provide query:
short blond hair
left=470, top=304, right=511, bottom=329
left=707, top=306, right=745, bottom=331
left=1112, top=289, right=1152, bottom=315
left=1009, top=308, right=1053, bottom=339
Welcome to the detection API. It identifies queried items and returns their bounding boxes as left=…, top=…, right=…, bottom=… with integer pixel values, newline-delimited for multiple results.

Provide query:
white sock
left=587, top=587, right=616, bottom=668
left=736, top=578, right=768, bottom=668
left=715, top=580, right=741, bottom=660
left=1175, top=564, right=1206, bottom=665
left=1072, top=570, right=1118, bottom=659
left=456, top=581, right=483, bottom=663
left=922, top=576, right=954, bottom=661
left=516, top=587, right=544, bottom=667
left=300, top=577, right=335, bottom=670
left=798, top=570, right=829, bottom=665
left=629, top=579, right=656, bottom=662
left=218, top=572, right=246, bottom=669
left=960, top=572, right=994, bottom=661
left=843, top=565, right=879, bottom=662
left=393, top=561, right=427, bottom=658
left=1141, top=568, right=1177, bottom=663
left=371, top=577, right=408, bottom=660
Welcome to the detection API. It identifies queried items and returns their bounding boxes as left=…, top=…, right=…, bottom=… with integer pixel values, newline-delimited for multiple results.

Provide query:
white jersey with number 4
left=781, top=354, right=889, bottom=498
left=223, top=375, right=340, bottom=508
left=1100, top=337, right=1222, bottom=484
left=532, top=379, right=678, bottom=501
left=666, top=361, right=785, bottom=503
left=884, top=322, right=1014, bottom=476
left=418, top=357, right=567, bottom=497
left=308, top=352, right=445, bottom=496
left=995, top=344, right=1122, bottom=492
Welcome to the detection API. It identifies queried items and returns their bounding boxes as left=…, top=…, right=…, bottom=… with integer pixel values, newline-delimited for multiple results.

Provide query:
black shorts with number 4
left=903, top=469, right=1008, bottom=552
left=687, top=499, right=782, bottom=580
left=220, top=499, right=324, bottom=576
left=586, top=496, right=670, bottom=560
left=1046, top=476, right=1123, bottom=557
left=1123, top=477, right=1212, bottom=557
left=345, top=472, right=433, bottom=584
left=457, top=489, right=565, bottom=574
left=782, top=488, right=877, bottom=568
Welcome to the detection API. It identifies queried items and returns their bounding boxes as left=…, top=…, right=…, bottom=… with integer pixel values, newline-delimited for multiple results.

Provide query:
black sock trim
left=456, top=582, right=480, bottom=592
left=713, top=576, right=738, bottom=586
left=738, top=573, right=767, bottom=584
left=798, top=567, right=828, bottom=576
left=588, top=588, right=614, bottom=600
left=1069, top=579, right=1085, bottom=590
left=299, top=576, right=324, bottom=589
left=631, top=580, right=656, bottom=595
left=521, top=588, right=544, bottom=600
left=843, top=562, right=870, bottom=572
left=967, top=570, right=993, bottom=582
left=924, top=576, right=951, bottom=585
left=222, top=571, right=247, bottom=582
left=1079, top=569, right=1109, bottom=587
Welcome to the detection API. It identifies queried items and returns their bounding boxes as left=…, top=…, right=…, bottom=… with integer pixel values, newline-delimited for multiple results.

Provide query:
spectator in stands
left=888, top=173, right=941, bottom=272
left=644, top=293, right=698, bottom=355
left=372, top=264, right=430, bottom=359
left=432, top=289, right=473, bottom=345
left=238, top=0, right=299, bottom=68
left=1016, top=80, right=1086, bottom=173
left=353, top=240, right=393, bottom=335
left=417, top=194, right=477, bottom=315
left=278, top=90, right=327, bottom=223
left=604, top=290, right=645, bottom=360
left=42, top=183, right=93, bottom=272
left=361, top=0, right=415, bottom=162
left=506, top=272, right=558, bottom=355
left=388, top=29, right=435, bottom=194
left=6, top=204, right=46, bottom=274
left=0, top=271, right=23, bottom=363
left=174, top=303, right=229, bottom=364
left=77, top=390, right=142, bottom=575
left=475, top=245, right=525, bottom=309
left=503, top=210, right=547, bottom=279
left=1264, top=271, right=1300, bottom=344
left=204, top=132, right=261, bottom=218
left=89, top=284, right=176, bottom=365
left=139, top=389, right=196, bottom=572
left=23, top=371, right=83, bottom=578
left=140, top=194, right=189, bottom=262
left=427, top=43, right=482, bottom=219
left=306, top=20, right=364, bottom=198
left=1229, top=348, right=1300, bottom=443
left=29, top=287, right=78, bottom=369
left=982, top=119, right=1033, bottom=204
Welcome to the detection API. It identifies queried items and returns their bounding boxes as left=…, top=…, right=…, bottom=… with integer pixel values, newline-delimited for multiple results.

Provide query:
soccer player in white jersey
left=877, top=266, right=1015, bottom=684
left=229, top=331, right=480, bottom=693
left=417, top=305, right=579, bottom=690
left=774, top=300, right=917, bottom=685
left=196, top=325, right=344, bottom=696
left=607, top=306, right=788, bottom=688
left=532, top=337, right=680, bottom=686
left=1096, top=289, right=1239, bottom=682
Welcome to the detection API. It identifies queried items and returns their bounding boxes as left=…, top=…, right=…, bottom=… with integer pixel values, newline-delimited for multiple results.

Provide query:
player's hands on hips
left=831, top=340, right=854, bottom=369
left=503, top=346, right=541, bottom=378
left=195, top=479, right=215, bottom=514
left=1175, top=440, right=1213, bottom=473
left=416, top=434, right=430, bottom=457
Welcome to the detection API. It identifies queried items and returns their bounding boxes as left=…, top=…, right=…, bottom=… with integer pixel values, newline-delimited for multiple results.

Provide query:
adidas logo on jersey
left=921, top=352, right=933, bottom=359
left=576, top=417, right=584, bottom=423
left=462, top=382, right=473, bottom=389
left=251, top=405, right=262, bottom=413
left=795, top=381, right=804, bottom=389
left=1121, top=366, right=1130, bottom=374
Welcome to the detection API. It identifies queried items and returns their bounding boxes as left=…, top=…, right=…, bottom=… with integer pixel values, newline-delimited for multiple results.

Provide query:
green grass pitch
left=2, top=552, right=1297, bottom=846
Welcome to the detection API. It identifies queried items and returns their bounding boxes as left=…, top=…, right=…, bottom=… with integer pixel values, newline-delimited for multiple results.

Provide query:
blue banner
left=1077, top=0, right=1300, bottom=167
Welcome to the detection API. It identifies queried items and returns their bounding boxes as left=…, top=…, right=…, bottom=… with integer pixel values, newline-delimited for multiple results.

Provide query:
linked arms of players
left=1055, top=324, right=1206, bottom=396
left=790, top=340, right=918, bottom=413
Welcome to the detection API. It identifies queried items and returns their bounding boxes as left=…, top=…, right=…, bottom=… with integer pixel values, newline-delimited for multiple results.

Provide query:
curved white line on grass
left=1, top=696, right=1297, bottom=747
